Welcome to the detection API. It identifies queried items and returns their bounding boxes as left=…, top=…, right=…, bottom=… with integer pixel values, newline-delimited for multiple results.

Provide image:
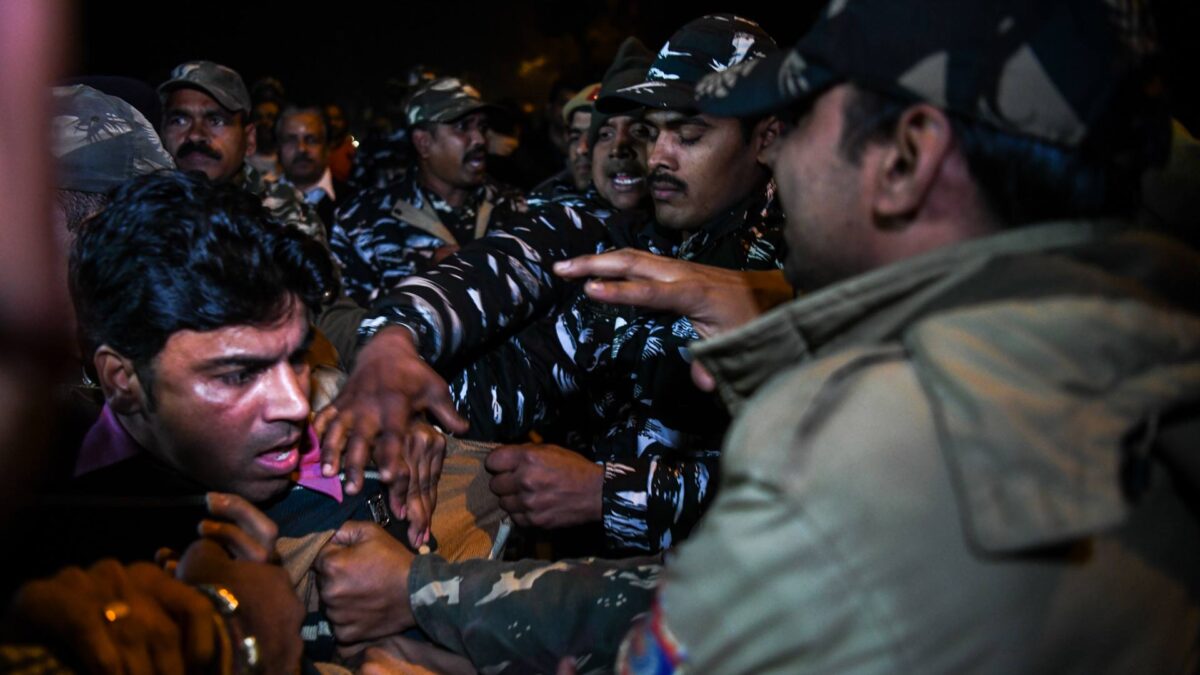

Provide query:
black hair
left=54, top=190, right=109, bottom=233
left=838, top=85, right=1145, bottom=226
left=69, top=171, right=336, bottom=398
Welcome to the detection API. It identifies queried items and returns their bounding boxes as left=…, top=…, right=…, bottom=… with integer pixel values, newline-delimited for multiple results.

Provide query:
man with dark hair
left=330, top=77, right=526, bottom=305
left=321, top=15, right=783, bottom=557
left=158, top=60, right=326, bottom=243
left=595, top=0, right=1200, bottom=671
left=529, top=82, right=600, bottom=199
left=9, top=172, right=334, bottom=578
left=277, top=103, right=351, bottom=233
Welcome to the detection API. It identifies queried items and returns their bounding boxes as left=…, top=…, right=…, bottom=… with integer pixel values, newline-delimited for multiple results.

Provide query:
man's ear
left=412, top=128, right=433, bottom=159
left=755, top=116, right=782, bottom=166
left=243, top=121, right=258, bottom=158
left=93, top=346, right=146, bottom=416
left=870, top=103, right=952, bottom=220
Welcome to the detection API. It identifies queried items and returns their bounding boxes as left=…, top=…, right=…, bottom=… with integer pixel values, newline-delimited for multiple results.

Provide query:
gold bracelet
left=195, top=584, right=262, bottom=675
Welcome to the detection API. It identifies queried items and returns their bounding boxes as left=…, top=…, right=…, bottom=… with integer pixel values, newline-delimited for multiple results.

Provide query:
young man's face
left=591, top=114, right=653, bottom=211
left=418, top=111, right=489, bottom=193
left=566, top=109, right=593, bottom=191
left=162, top=88, right=254, bottom=183
left=644, top=110, right=764, bottom=231
left=278, top=111, right=330, bottom=189
left=768, top=84, right=869, bottom=290
left=136, top=297, right=313, bottom=502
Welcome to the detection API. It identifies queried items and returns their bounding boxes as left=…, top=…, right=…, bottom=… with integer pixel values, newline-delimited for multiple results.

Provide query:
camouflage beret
left=52, top=84, right=175, bottom=193
left=562, top=83, right=601, bottom=124
left=696, top=0, right=1162, bottom=149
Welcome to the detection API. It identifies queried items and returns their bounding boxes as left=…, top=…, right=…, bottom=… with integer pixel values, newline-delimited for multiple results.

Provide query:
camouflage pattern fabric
left=409, top=553, right=663, bottom=674
left=366, top=184, right=786, bottom=554
left=330, top=169, right=527, bottom=306
left=51, top=84, right=174, bottom=193
left=348, top=127, right=411, bottom=193
left=237, top=163, right=328, bottom=246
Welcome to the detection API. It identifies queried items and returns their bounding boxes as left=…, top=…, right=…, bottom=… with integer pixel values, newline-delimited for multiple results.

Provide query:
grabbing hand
left=485, top=443, right=603, bottom=529
left=315, top=521, right=417, bottom=644
left=313, top=327, right=467, bottom=504
left=198, top=492, right=279, bottom=563
left=3, top=559, right=218, bottom=675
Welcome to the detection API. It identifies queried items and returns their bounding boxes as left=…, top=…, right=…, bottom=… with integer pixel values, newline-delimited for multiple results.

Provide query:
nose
left=610, top=128, right=633, bottom=159
left=265, top=362, right=310, bottom=424
left=647, top=134, right=675, bottom=173
left=468, top=127, right=486, bottom=149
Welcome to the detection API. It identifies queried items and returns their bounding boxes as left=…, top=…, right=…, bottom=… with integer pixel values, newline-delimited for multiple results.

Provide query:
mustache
left=176, top=141, right=221, bottom=161
left=463, top=146, right=486, bottom=164
left=649, top=169, right=687, bottom=193
left=604, top=157, right=644, bottom=178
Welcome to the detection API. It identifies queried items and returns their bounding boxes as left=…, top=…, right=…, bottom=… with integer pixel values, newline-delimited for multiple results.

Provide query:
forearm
left=363, top=206, right=609, bottom=368
left=409, top=553, right=662, bottom=673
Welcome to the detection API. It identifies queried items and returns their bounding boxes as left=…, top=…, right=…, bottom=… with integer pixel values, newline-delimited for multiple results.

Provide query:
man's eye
left=598, top=129, right=615, bottom=141
left=166, top=115, right=188, bottom=127
left=219, top=369, right=258, bottom=386
left=207, top=116, right=226, bottom=128
left=631, top=124, right=656, bottom=141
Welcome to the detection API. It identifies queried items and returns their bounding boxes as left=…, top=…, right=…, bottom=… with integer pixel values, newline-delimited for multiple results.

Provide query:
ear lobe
left=872, top=104, right=951, bottom=220
left=243, top=122, right=257, bottom=158
left=412, top=129, right=433, bottom=158
left=93, top=346, right=146, bottom=416
left=756, top=116, right=782, bottom=166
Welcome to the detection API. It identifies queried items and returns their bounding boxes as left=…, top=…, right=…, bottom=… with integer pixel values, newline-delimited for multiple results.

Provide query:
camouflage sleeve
left=263, top=181, right=328, bottom=247
left=361, top=203, right=609, bottom=370
left=328, top=204, right=384, bottom=308
left=602, top=452, right=721, bottom=555
left=446, top=319, right=572, bottom=442
left=408, top=554, right=662, bottom=674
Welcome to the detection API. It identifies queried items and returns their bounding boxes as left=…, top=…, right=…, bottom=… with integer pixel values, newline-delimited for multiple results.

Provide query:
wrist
left=195, top=584, right=261, bottom=675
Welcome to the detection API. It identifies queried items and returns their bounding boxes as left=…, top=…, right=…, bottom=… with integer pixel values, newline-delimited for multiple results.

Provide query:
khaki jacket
left=658, top=221, right=1200, bottom=673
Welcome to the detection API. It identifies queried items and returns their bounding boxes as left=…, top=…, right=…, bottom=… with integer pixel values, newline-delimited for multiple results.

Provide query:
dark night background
left=71, top=0, right=1199, bottom=135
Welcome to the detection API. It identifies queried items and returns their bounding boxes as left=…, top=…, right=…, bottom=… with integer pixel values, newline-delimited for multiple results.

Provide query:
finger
left=375, top=432, right=405, bottom=484
left=484, top=446, right=523, bottom=473
left=419, top=389, right=468, bottom=435
left=197, top=520, right=271, bottom=563
left=557, top=656, right=580, bottom=675
left=317, top=408, right=349, bottom=477
left=68, top=611, right=126, bottom=675
left=405, top=465, right=429, bottom=549
left=498, top=494, right=530, bottom=516
left=427, top=442, right=444, bottom=519
left=488, top=470, right=522, bottom=498
left=124, top=564, right=216, bottom=668
left=342, top=433, right=373, bottom=496
left=553, top=249, right=655, bottom=280
left=691, top=359, right=716, bottom=392
left=153, top=548, right=178, bottom=569
left=583, top=278, right=686, bottom=312
left=206, top=493, right=278, bottom=552
left=330, top=519, right=377, bottom=547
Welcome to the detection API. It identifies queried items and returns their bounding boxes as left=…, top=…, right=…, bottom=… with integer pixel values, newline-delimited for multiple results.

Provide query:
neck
left=417, top=167, right=470, bottom=208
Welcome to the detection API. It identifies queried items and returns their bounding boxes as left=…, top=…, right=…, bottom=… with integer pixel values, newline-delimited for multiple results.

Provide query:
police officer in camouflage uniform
left=330, top=78, right=527, bottom=306
left=157, top=60, right=327, bottom=244
left=312, top=15, right=791, bottom=673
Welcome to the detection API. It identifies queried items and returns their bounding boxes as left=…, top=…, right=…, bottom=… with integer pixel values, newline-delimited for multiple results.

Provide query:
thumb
left=331, top=519, right=376, bottom=546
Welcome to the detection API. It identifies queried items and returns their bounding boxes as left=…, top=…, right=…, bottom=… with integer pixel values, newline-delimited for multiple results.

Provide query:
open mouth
left=255, top=436, right=302, bottom=475
left=609, top=172, right=645, bottom=192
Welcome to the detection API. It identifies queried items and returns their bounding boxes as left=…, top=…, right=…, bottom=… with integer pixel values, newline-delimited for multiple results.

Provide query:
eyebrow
left=651, top=114, right=712, bottom=131
left=198, top=327, right=315, bottom=371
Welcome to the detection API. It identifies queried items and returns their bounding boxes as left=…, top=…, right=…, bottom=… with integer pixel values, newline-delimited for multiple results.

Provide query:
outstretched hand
left=554, top=249, right=793, bottom=339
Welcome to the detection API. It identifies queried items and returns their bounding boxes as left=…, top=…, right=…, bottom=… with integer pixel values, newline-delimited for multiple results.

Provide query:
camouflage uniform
left=442, top=184, right=785, bottom=555
left=409, top=554, right=662, bottom=674
left=330, top=171, right=526, bottom=306
left=237, top=162, right=328, bottom=245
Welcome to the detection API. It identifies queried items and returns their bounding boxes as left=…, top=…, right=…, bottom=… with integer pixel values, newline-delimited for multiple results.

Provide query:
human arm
left=554, top=248, right=794, bottom=339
